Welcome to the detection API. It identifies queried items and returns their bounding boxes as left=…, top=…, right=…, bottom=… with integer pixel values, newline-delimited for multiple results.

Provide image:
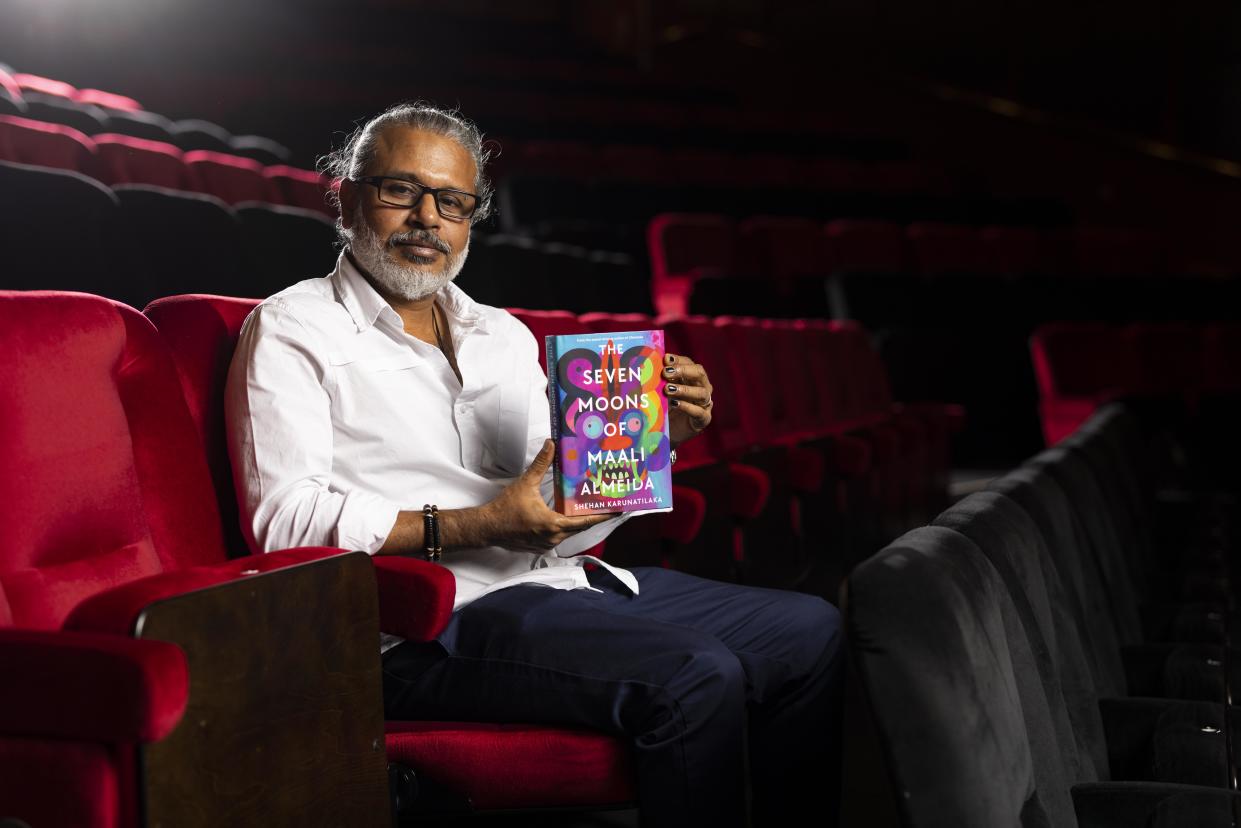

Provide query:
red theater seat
left=12, top=72, right=75, bottom=100
left=0, top=114, right=95, bottom=172
left=823, top=219, right=906, bottom=274
left=183, top=149, right=278, bottom=204
left=0, top=291, right=389, bottom=828
left=979, top=225, right=1045, bottom=275
left=263, top=164, right=333, bottom=215
left=647, top=213, right=737, bottom=316
left=90, top=133, right=187, bottom=189
left=1030, top=322, right=1137, bottom=445
left=1074, top=227, right=1164, bottom=277
left=146, top=296, right=639, bottom=818
left=74, top=88, right=142, bottom=112
left=907, top=221, right=984, bottom=276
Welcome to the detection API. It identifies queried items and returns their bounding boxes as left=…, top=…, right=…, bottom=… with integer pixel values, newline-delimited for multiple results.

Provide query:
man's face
left=341, top=126, right=476, bottom=301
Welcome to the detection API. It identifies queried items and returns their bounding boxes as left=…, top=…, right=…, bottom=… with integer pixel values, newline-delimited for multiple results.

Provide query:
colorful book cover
left=546, top=329, right=675, bottom=516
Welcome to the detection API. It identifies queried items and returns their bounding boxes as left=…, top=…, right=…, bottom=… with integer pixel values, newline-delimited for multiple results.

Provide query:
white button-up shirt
left=226, top=254, right=637, bottom=644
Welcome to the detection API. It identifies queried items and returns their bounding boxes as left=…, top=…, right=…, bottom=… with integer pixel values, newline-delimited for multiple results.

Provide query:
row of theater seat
left=849, top=403, right=1241, bottom=826
left=642, top=213, right=1241, bottom=467
left=0, top=114, right=331, bottom=214
left=0, top=154, right=649, bottom=317
left=0, top=67, right=294, bottom=165
left=1032, top=322, right=1241, bottom=444
left=507, top=139, right=952, bottom=191
left=0, top=285, right=958, bottom=825
left=508, top=309, right=960, bottom=599
left=0, top=289, right=662, bottom=826
left=0, top=159, right=339, bottom=310
left=648, top=214, right=1233, bottom=317
left=495, top=169, right=1070, bottom=251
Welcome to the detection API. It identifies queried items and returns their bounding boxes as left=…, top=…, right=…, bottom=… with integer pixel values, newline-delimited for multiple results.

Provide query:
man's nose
left=407, top=191, right=440, bottom=226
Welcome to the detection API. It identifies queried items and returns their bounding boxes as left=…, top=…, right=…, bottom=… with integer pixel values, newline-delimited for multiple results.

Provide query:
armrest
left=0, top=628, right=188, bottom=743
left=371, top=555, right=456, bottom=642
left=62, top=546, right=347, bottom=635
left=1072, top=781, right=1241, bottom=828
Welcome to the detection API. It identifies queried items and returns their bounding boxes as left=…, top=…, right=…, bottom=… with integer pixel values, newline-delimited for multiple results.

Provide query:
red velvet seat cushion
left=0, top=737, right=120, bottom=828
left=385, top=721, right=634, bottom=810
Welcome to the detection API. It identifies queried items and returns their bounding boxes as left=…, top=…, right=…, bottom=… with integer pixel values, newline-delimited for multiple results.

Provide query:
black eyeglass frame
left=354, top=175, right=480, bottom=221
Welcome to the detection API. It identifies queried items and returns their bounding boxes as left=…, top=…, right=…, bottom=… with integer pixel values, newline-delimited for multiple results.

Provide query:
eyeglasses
left=355, top=176, right=479, bottom=221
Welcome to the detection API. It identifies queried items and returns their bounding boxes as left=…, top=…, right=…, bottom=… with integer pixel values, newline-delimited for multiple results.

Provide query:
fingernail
left=666, top=384, right=678, bottom=394
left=665, top=354, right=675, bottom=364
left=670, top=399, right=680, bottom=408
left=664, top=366, right=676, bottom=375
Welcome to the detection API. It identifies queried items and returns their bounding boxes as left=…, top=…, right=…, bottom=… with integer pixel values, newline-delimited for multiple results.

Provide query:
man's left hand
left=663, top=353, right=713, bottom=446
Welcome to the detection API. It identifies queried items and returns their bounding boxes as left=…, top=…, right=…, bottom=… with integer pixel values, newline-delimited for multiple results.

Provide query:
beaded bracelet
left=422, top=504, right=442, bottom=562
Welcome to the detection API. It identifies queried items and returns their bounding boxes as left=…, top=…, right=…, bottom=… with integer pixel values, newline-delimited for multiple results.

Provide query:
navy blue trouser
left=381, top=566, right=845, bottom=827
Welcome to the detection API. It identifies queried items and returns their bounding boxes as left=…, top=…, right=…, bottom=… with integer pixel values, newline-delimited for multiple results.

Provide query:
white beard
left=347, top=215, right=470, bottom=302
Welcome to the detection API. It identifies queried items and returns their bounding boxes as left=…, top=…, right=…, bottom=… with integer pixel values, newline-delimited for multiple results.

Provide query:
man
left=226, top=102, right=843, bottom=827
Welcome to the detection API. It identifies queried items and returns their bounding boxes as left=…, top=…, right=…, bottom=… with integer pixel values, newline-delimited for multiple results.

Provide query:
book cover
left=546, top=329, right=675, bottom=516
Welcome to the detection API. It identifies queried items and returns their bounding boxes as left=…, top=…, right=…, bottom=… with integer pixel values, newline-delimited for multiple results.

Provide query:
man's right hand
left=481, top=439, right=613, bottom=550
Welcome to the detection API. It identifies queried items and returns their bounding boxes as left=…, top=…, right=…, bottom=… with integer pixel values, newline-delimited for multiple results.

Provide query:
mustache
left=388, top=229, right=451, bottom=255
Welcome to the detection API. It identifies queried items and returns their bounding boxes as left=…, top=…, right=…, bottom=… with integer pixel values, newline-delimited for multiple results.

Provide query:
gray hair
left=318, top=101, right=494, bottom=226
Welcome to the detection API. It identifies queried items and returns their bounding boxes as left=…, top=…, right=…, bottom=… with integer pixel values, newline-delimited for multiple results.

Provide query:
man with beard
left=225, top=102, right=844, bottom=828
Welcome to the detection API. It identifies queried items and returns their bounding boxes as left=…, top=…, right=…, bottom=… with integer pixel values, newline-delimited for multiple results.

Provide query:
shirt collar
left=332, top=250, right=492, bottom=336
left=333, top=252, right=398, bottom=332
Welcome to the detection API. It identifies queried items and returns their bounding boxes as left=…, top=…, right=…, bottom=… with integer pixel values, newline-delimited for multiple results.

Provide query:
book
left=545, top=329, right=675, bottom=516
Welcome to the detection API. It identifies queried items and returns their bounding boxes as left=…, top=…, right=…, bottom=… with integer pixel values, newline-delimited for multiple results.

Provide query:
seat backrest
left=823, top=219, right=906, bottom=274
left=737, top=216, right=822, bottom=280
left=646, top=213, right=737, bottom=283
left=262, top=165, right=333, bottom=216
left=1031, top=446, right=1143, bottom=641
left=0, top=292, right=227, bottom=630
left=847, top=525, right=1075, bottom=828
left=20, top=94, right=108, bottom=136
left=228, top=135, right=291, bottom=166
left=235, top=202, right=339, bottom=298
left=12, top=73, right=75, bottom=100
left=111, top=184, right=245, bottom=308
left=102, top=108, right=176, bottom=144
left=169, top=118, right=232, bottom=154
left=906, top=221, right=984, bottom=276
left=661, top=315, right=749, bottom=458
left=1029, top=322, right=1136, bottom=400
left=74, top=87, right=142, bottom=112
left=144, top=295, right=261, bottom=558
left=0, top=114, right=95, bottom=172
left=980, top=225, right=1045, bottom=276
left=932, top=490, right=1109, bottom=783
left=91, top=133, right=187, bottom=189
left=0, top=160, right=121, bottom=295
left=1130, top=322, right=1205, bottom=396
left=986, top=465, right=1128, bottom=697
left=183, top=150, right=278, bottom=204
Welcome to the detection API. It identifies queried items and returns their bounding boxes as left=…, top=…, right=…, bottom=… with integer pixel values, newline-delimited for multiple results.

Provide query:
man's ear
left=338, top=179, right=359, bottom=230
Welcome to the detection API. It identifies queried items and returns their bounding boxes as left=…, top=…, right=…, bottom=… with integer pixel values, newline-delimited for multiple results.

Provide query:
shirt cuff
left=334, top=489, right=403, bottom=554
